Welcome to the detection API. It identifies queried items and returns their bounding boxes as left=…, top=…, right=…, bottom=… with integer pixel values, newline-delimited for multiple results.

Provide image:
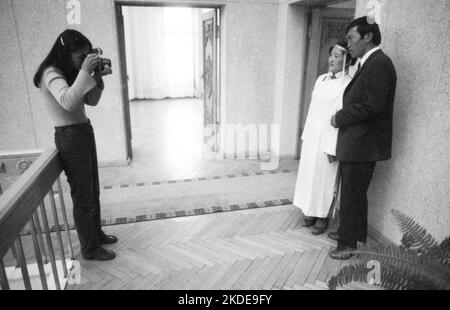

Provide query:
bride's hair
left=329, top=40, right=357, bottom=67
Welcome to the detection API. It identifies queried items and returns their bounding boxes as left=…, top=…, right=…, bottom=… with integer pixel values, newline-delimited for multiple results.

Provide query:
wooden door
left=317, top=9, right=354, bottom=76
left=202, top=10, right=220, bottom=152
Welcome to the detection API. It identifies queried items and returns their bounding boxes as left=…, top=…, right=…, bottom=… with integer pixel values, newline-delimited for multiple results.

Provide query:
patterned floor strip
left=20, top=198, right=295, bottom=235
left=101, top=169, right=294, bottom=191
left=51, top=169, right=296, bottom=194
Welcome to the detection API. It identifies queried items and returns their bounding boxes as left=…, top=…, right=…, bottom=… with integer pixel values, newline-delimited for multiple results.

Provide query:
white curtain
left=123, top=7, right=203, bottom=100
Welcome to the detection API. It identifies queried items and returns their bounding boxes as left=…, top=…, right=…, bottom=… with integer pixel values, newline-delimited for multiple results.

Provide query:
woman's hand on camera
left=81, top=53, right=100, bottom=74
left=93, top=71, right=104, bottom=90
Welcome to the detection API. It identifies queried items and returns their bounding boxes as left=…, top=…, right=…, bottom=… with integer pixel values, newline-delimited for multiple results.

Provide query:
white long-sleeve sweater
left=40, top=66, right=103, bottom=127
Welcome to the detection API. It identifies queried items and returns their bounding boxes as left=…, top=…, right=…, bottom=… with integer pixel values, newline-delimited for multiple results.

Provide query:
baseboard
left=217, top=153, right=297, bottom=162
left=279, top=155, right=297, bottom=161
left=98, top=158, right=130, bottom=168
left=368, top=224, right=395, bottom=246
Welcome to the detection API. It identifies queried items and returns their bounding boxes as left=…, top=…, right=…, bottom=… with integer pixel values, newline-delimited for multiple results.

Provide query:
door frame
left=296, top=1, right=355, bottom=159
left=202, top=10, right=221, bottom=152
left=114, top=1, right=223, bottom=161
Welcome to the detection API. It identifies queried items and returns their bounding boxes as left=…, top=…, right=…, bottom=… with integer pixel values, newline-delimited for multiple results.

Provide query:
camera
left=89, top=48, right=112, bottom=71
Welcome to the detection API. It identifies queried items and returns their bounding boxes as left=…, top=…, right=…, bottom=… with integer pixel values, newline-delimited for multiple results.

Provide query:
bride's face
left=328, top=46, right=345, bottom=74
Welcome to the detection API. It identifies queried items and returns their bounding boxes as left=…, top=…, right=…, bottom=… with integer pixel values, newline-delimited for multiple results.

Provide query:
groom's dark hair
left=346, top=16, right=382, bottom=46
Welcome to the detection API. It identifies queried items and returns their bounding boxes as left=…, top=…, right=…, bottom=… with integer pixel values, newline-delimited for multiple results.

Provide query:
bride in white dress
left=293, top=41, right=355, bottom=235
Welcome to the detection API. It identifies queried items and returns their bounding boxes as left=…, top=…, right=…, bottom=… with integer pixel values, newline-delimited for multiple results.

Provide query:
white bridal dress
left=293, top=71, right=352, bottom=218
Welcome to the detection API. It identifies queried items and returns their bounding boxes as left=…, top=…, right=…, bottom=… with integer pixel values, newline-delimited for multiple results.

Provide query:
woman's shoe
left=310, top=218, right=329, bottom=235
left=99, top=231, right=118, bottom=245
left=82, top=247, right=116, bottom=261
left=302, top=217, right=318, bottom=227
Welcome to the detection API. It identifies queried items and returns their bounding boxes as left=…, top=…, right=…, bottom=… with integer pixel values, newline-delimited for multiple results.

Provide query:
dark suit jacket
left=335, top=49, right=397, bottom=162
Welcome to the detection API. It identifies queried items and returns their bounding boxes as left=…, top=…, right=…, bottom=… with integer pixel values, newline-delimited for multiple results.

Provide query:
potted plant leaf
left=328, top=210, right=450, bottom=290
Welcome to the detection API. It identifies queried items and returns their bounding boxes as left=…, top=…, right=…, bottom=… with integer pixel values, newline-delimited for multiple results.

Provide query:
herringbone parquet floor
left=65, top=205, right=375, bottom=290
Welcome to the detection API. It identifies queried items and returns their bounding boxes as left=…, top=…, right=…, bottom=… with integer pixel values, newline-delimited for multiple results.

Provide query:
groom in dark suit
left=329, top=16, right=397, bottom=260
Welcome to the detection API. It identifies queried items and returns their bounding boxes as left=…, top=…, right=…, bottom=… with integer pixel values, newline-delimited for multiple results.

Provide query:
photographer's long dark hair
left=33, top=29, right=92, bottom=88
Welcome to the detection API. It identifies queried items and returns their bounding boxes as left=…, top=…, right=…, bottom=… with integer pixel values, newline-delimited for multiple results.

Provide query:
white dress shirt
left=359, top=46, right=381, bottom=67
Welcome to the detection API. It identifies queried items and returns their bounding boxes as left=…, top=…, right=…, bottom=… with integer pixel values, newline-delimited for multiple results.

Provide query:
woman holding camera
left=33, top=29, right=116, bottom=261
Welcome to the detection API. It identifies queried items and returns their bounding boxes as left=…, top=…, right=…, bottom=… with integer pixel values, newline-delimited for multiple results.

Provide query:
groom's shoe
left=329, top=242, right=356, bottom=260
left=302, top=217, right=318, bottom=227
left=99, top=231, right=118, bottom=245
left=82, top=247, right=116, bottom=261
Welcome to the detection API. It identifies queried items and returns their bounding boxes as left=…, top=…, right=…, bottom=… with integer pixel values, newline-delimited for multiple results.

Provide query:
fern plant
left=328, top=209, right=450, bottom=290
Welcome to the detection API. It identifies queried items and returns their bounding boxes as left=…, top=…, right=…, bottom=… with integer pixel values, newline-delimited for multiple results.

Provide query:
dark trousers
left=54, top=121, right=102, bottom=255
left=337, top=161, right=376, bottom=248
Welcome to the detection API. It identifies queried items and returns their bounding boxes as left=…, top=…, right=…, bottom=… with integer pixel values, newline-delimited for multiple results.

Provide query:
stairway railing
left=0, top=147, right=74, bottom=290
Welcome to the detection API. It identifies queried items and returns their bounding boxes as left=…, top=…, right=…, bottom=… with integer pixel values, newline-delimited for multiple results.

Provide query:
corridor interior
left=89, top=97, right=299, bottom=224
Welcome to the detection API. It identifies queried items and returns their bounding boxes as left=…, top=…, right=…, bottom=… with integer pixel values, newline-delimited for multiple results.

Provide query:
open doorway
left=115, top=4, right=221, bottom=167
left=297, top=0, right=356, bottom=158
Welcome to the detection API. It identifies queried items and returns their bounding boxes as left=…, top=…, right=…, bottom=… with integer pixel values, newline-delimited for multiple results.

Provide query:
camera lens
left=99, top=58, right=112, bottom=71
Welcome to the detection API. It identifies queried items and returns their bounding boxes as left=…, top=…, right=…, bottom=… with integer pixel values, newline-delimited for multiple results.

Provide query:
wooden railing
left=0, top=147, right=74, bottom=290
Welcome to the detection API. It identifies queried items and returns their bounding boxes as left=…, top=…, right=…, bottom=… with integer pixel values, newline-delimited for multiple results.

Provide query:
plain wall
left=275, top=4, right=307, bottom=159
left=221, top=0, right=306, bottom=159
left=355, top=0, right=450, bottom=243
left=0, top=0, right=41, bottom=151
left=224, top=1, right=278, bottom=126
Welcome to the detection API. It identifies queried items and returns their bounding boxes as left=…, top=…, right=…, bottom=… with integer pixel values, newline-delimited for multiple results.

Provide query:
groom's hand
left=327, top=154, right=337, bottom=163
left=331, top=115, right=338, bottom=128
